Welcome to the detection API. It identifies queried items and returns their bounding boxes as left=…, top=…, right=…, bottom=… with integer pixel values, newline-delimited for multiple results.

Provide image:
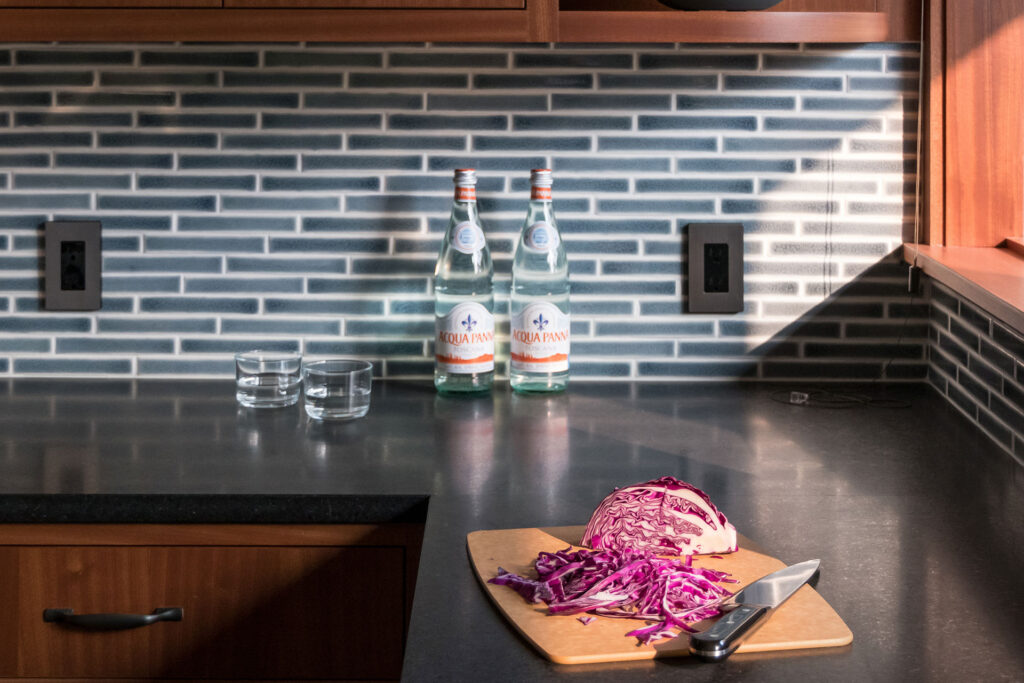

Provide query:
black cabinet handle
left=43, top=607, right=183, bottom=631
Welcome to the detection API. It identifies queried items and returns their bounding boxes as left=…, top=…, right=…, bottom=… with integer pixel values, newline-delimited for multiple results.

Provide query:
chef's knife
left=689, top=558, right=820, bottom=662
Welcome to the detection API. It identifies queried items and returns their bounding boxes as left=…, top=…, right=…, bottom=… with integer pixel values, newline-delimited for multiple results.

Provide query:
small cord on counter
left=769, top=387, right=912, bottom=410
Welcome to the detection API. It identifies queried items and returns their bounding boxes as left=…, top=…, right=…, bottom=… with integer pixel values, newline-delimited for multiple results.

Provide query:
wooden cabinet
left=0, top=0, right=917, bottom=42
left=0, top=524, right=422, bottom=681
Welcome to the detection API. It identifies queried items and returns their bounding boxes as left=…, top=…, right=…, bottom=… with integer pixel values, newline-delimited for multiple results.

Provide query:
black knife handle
left=689, top=604, right=768, bottom=662
left=43, top=607, right=183, bottom=631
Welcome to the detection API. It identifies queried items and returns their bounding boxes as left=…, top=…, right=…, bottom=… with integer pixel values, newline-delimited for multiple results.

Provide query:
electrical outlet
left=687, top=222, right=744, bottom=314
left=44, top=221, right=102, bottom=311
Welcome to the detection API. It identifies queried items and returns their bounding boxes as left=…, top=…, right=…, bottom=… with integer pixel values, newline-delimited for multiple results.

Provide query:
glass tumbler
left=302, top=360, right=373, bottom=421
left=235, top=351, right=302, bottom=408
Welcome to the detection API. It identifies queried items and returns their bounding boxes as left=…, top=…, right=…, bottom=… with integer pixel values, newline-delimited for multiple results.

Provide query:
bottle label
left=524, top=221, right=559, bottom=251
left=455, top=186, right=476, bottom=202
left=436, top=302, right=495, bottom=374
left=511, top=302, right=569, bottom=373
left=531, top=185, right=552, bottom=201
left=452, top=221, right=485, bottom=255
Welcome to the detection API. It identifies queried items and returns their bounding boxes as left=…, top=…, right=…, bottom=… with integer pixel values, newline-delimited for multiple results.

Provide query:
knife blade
left=689, top=558, right=820, bottom=662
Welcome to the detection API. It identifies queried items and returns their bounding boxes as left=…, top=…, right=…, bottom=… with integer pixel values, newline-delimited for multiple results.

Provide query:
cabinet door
left=0, top=0, right=220, bottom=6
left=12, top=545, right=406, bottom=680
left=223, top=0, right=523, bottom=7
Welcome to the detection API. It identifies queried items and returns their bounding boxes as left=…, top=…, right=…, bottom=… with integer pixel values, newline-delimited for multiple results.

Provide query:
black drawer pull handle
left=43, top=607, right=183, bottom=631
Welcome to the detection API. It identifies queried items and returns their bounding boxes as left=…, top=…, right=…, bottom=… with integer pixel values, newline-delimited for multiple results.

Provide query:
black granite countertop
left=0, top=379, right=1021, bottom=681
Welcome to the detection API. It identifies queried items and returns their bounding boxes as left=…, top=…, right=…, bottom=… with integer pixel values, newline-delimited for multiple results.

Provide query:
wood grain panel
left=944, top=0, right=1024, bottom=246
left=15, top=545, right=405, bottom=679
left=0, top=0, right=218, bottom=5
left=0, top=7, right=534, bottom=40
left=0, top=550, right=17, bottom=678
left=922, top=0, right=943, bottom=245
left=0, top=523, right=422, bottom=547
left=559, top=0, right=876, bottom=11
left=225, top=0, right=520, bottom=7
left=558, top=11, right=889, bottom=43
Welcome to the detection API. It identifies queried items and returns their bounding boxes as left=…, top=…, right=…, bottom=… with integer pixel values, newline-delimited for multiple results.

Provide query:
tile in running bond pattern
left=0, top=42, right=923, bottom=384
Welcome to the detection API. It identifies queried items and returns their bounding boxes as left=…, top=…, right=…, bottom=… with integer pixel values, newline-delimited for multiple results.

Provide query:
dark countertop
left=0, top=379, right=1021, bottom=681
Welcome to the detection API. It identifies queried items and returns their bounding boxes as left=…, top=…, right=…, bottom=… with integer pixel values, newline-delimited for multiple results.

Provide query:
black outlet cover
left=687, top=222, right=744, bottom=314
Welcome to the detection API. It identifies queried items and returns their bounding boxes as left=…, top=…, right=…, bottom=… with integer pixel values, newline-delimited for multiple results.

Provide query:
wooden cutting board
left=467, top=526, right=852, bottom=664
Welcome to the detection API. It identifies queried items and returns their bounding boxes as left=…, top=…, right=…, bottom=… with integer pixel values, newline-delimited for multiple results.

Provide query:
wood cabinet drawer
left=224, top=0, right=523, bottom=7
left=0, top=525, right=422, bottom=680
left=0, top=0, right=220, bottom=6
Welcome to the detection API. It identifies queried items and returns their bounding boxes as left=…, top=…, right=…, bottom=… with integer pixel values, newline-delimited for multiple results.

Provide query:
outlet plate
left=687, top=222, right=744, bottom=314
left=44, top=220, right=102, bottom=311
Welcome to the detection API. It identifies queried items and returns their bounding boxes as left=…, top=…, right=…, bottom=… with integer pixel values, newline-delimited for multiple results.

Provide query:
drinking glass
left=302, top=360, right=373, bottom=421
left=235, top=351, right=302, bottom=408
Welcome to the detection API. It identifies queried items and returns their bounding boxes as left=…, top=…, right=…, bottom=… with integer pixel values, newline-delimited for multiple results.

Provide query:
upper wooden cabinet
left=0, top=0, right=918, bottom=42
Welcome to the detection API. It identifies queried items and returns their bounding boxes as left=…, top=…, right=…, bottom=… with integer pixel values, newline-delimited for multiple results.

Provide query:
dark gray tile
left=15, top=359, right=132, bottom=374
left=766, top=117, right=883, bottom=132
left=99, top=133, right=218, bottom=148
left=228, top=257, right=346, bottom=274
left=725, top=75, right=843, bottom=91
left=637, top=178, right=752, bottom=193
left=141, top=297, right=258, bottom=314
left=386, top=175, right=503, bottom=192
left=265, top=299, right=384, bottom=315
left=179, top=154, right=297, bottom=171
left=388, top=300, right=433, bottom=315
left=389, top=114, right=507, bottom=131
left=181, top=338, right=299, bottom=353
left=141, top=50, right=259, bottom=67
left=56, top=338, right=174, bottom=354
left=473, top=135, right=590, bottom=151
left=514, top=53, right=631, bottom=69
left=307, top=341, right=422, bottom=356
left=351, top=258, right=435, bottom=275
left=146, top=236, right=263, bottom=252
left=262, top=176, right=378, bottom=192
left=308, top=278, right=428, bottom=294
left=639, top=361, right=757, bottom=377
left=185, top=277, right=303, bottom=294
left=571, top=281, right=676, bottom=295
left=306, top=93, right=422, bottom=109
left=0, top=316, right=91, bottom=332
left=390, top=52, right=506, bottom=68
left=264, top=51, right=381, bottom=67
left=264, top=113, right=381, bottom=129
left=0, top=92, right=51, bottom=106
left=597, top=74, right=717, bottom=90
left=225, top=134, right=343, bottom=150
left=221, top=195, right=338, bottom=212
left=553, top=157, right=669, bottom=173
left=222, top=318, right=340, bottom=335
left=179, top=216, right=294, bottom=232
left=303, top=217, right=419, bottom=232
left=802, top=96, right=905, bottom=111
left=639, top=115, right=756, bottom=131
left=599, top=199, right=713, bottom=214
left=601, top=261, right=680, bottom=275
left=349, top=134, right=465, bottom=151
left=14, top=173, right=131, bottom=190
left=514, top=115, right=630, bottom=131
left=0, top=339, right=50, bottom=352
left=224, top=71, right=342, bottom=88
left=762, top=361, right=881, bottom=380
left=98, top=195, right=216, bottom=212
left=57, top=92, right=175, bottom=107
left=561, top=218, right=670, bottom=235
left=640, top=53, right=757, bottom=70
left=554, top=94, right=671, bottom=110
left=138, top=174, right=256, bottom=191
left=0, top=72, right=93, bottom=87
left=57, top=153, right=173, bottom=169
left=0, top=132, right=91, bottom=148
left=139, top=113, right=257, bottom=128
left=992, top=322, right=1024, bottom=359
left=474, top=74, right=592, bottom=89
left=271, top=238, right=388, bottom=253
left=102, top=72, right=218, bottom=87
left=182, top=93, right=299, bottom=108
left=15, top=49, right=133, bottom=66
left=428, top=155, right=545, bottom=171
left=677, top=95, right=795, bottom=110
left=428, top=94, right=546, bottom=111
left=304, top=154, right=422, bottom=171
left=350, top=73, right=467, bottom=89
left=346, top=320, right=434, bottom=336
left=105, top=257, right=221, bottom=273
left=0, top=193, right=90, bottom=209
left=15, top=112, right=131, bottom=127
left=849, top=76, right=918, bottom=92
left=137, top=359, right=234, bottom=375
left=598, top=136, right=716, bottom=152
left=763, top=55, right=882, bottom=71
left=98, top=318, right=215, bottom=333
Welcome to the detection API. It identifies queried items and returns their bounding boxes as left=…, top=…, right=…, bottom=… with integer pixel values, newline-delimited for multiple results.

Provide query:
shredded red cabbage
left=490, top=545, right=736, bottom=645
left=582, top=476, right=737, bottom=556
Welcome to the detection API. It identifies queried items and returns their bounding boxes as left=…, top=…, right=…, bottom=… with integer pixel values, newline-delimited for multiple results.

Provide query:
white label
left=511, top=302, right=569, bottom=373
left=436, top=302, right=495, bottom=374
left=525, top=222, right=559, bottom=251
left=452, top=221, right=485, bottom=255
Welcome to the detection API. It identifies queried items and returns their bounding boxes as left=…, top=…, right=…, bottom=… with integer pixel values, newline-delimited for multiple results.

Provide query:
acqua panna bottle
left=433, top=169, right=495, bottom=394
left=510, top=169, right=569, bottom=394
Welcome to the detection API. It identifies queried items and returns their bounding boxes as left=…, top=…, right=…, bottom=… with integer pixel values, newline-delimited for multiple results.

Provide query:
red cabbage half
left=582, top=476, right=737, bottom=556
left=489, top=545, right=735, bottom=645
